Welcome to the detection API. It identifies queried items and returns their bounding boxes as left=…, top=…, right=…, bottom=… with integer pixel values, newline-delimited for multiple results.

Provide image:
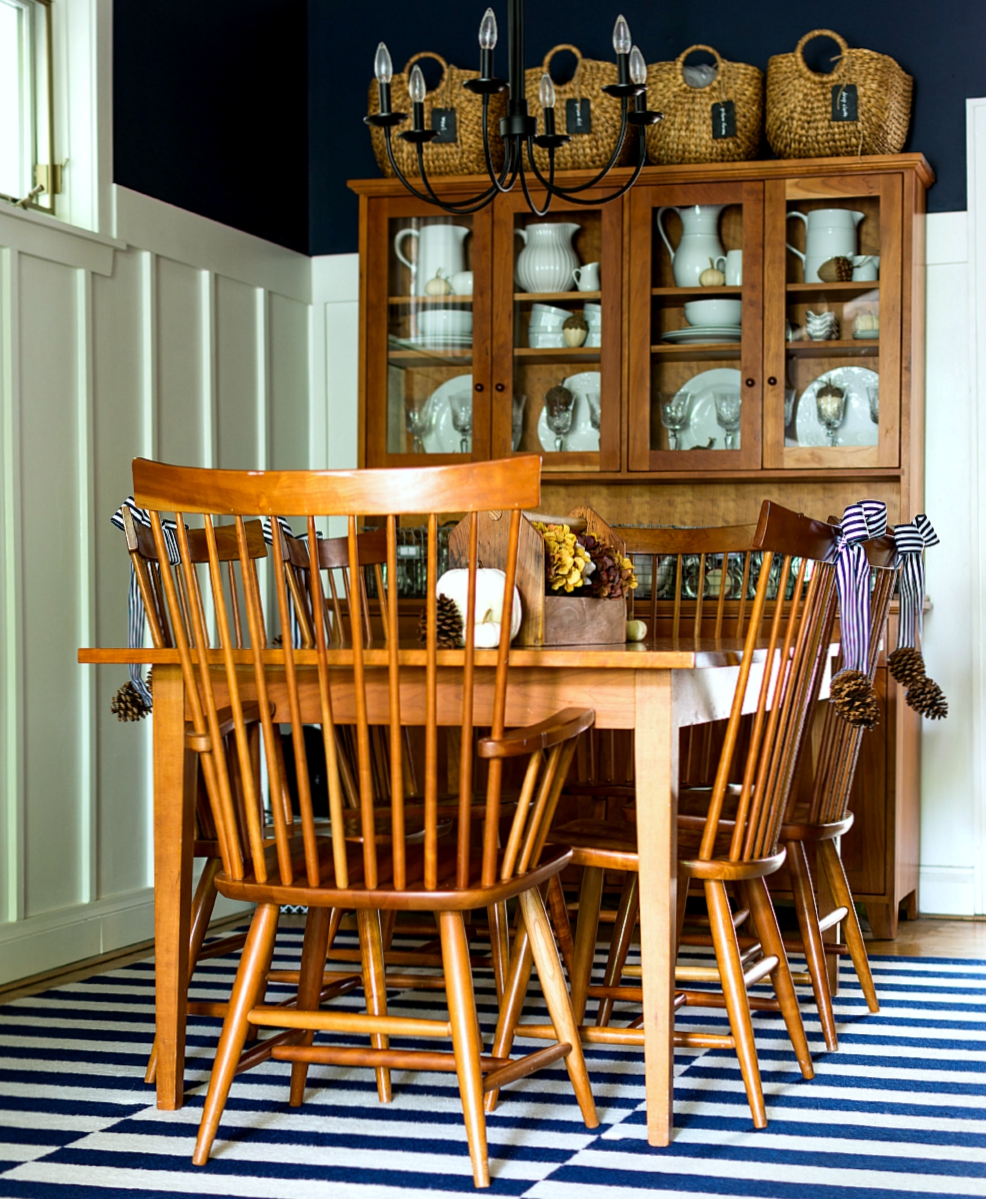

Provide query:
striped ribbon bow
left=835, top=499, right=888, bottom=675
left=110, top=498, right=182, bottom=708
left=261, top=516, right=314, bottom=650
left=894, top=514, right=939, bottom=648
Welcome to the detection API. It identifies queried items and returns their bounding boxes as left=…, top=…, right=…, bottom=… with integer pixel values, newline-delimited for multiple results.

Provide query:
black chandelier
left=365, top=0, right=662, bottom=215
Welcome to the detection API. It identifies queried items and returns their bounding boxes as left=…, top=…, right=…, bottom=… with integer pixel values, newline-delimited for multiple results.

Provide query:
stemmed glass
left=448, top=390, right=472, bottom=453
left=404, top=394, right=432, bottom=454
left=784, top=388, right=797, bottom=429
left=585, top=391, right=601, bottom=433
left=657, top=391, right=691, bottom=450
left=512, top=393, right=527, bottom=451
left=866, top=384, right=879, bottom=425
left=713, top=389, right=742, bottom=450
left=816, top=386, right=847, bottom=446
left=544, top=386, right=575, bottom=452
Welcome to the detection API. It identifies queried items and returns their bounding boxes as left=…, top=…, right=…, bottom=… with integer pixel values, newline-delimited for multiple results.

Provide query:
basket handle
left=794, top=29, right=851, bottom=82
left=402, top=51, right=450, bottom=96
left=675, top=44, right=725, bottom=88
left=541, top=44, right=584, bottom=89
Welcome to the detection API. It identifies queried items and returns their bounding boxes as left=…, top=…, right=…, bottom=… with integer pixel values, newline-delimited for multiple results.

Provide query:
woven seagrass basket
left=525, top=44, right=639, bottom=173
left=645, top=45, right=763, bottom=165
left=367, top=52, right=507, bottom=177
left=766, top=30, right=912, bottom=159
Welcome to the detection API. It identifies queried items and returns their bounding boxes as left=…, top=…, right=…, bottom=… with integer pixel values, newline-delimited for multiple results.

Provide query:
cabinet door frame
left=490, top=188, right=623, bottom=472
left=626, top=180, right=764, bottom=473
left=360, top=192, right=494, bottom=467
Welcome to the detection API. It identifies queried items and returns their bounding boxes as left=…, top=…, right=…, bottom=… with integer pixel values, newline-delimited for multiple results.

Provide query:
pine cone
left=418, top=593, right=464, bottom=649
left=888, top=646, right=925, bottom=688
left=905, top=675, right=949, bottom=720
left=111, top=680, right=151, bottom=722
left=831, top=669, right=880, bottom=729
left=818, top=256, right=854, bottom=282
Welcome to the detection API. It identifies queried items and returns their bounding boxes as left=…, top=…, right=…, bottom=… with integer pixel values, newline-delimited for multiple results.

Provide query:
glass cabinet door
left=490, top=192, right=622, bottom=472
left=762, top=173, right=901, bottom=470
left=626, top=182, right=763, bottom=472
left=363, top=197, right=492, bottom=466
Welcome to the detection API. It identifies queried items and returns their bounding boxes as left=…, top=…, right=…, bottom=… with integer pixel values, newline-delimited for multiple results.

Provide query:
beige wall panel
left=91, top=246, right=151, bottom=898
left=18, top=253, right=84, bottom=917
left=216, top=275, right=260, bottom=469
left=268, top=293, right=309, bottom=471
left=156, top=257, right=204, bottom=467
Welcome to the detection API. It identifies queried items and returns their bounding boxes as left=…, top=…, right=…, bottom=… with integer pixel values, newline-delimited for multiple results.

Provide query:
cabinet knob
left=474, top=383, right=484, bottom=392
left=745, top=378, right=755, bottom=388
left=494, top=382, right=505, bottom=392
left=767, top=376, right=777, bottom=387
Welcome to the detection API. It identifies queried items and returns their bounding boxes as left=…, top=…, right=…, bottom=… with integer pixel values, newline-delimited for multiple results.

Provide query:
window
left=0, top=0, right=56, bottom=213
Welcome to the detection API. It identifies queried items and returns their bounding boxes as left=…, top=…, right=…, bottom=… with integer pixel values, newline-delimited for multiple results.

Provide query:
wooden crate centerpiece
left=447, top=506, right=632, bottom=647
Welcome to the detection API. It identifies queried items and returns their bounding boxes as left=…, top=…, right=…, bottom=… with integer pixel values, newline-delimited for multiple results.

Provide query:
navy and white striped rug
left=1, top=924, right=984, bottom=1197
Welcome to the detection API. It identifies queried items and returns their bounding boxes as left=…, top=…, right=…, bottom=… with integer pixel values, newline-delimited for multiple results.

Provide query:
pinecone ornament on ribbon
left=831, top=669, right=880, bottom=730
left=904, top=675, right=948, bottom=720
left=111, top=680, right=151, bottom=722
left=418, top=593, right=464, bottom=649
left=888, top=645, right=925, bottom=688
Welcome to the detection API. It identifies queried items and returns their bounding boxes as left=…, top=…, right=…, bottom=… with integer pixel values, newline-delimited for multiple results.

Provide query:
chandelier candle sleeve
left=375, top=42, right=394, bottom=116
left=479, top=7, right=497, bottom=79
left=540, top=73, right=556, bottom=135
left=613, top=14, right=631, bottom=84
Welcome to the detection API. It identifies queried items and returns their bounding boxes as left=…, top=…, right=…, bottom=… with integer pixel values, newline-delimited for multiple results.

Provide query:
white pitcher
left=394, top=224, right=470, bottom=296
left=786, top=208, right=864, bottom=283
left=656, top=205, right=726, bottom=287
left=515, top=223, right=580, bottom=293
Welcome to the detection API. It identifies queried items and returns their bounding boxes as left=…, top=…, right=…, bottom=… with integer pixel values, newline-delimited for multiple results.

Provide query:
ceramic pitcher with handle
left=514, top=223, right=581, bottom=293
left=656, top=205, right=727, bottom=287
left=394, top=223, right=470, bottom=296
left=786, top=208, right=864, bottom=283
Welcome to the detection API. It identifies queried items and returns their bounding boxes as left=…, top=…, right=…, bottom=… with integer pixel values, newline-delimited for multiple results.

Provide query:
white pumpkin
left=436, top=567, right=522, bottom=646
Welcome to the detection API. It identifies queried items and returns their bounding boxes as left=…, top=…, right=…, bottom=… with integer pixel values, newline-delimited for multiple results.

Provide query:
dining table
left=77, top=636, right=784, bottom=1147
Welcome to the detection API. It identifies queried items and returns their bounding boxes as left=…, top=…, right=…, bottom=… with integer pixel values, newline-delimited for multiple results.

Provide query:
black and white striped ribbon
left=894, top=514, right=939, bottom=648
left=261, top=516, right=310, bottom=650
left=835, top=499, right=888, bottom=675
left=110, top=498, right=181, bottom=708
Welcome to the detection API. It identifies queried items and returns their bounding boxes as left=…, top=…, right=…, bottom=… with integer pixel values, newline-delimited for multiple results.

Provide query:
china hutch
left=350, top=153, right=933, bottom=936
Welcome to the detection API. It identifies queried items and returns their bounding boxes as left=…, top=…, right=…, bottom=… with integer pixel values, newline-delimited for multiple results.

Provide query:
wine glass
left=448, top=390, right=473, bottom=453
left=657, top=391, right=692, bottom=450
left=866, top=384, right=879, bottom=425
left=585, top=391, right=601, bottom=433
left=512, top=393, right=527, bottom=451
left=784, top=388, right=797, bottom=429
left=544, top=386, right=575, bottom=452
left=815, top=386, right=847, bottom=446
left=404, top=394, right=432, bottom=453
left=713, top=389, right=742, bottom=450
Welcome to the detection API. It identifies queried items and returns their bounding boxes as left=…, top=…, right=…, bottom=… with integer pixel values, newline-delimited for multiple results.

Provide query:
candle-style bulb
left=479, top=7, right=498, bottom=50
left=539, top=72, right=556, bottom=108
left=612, top=14, right=632, bottom=55
left=629, top=44, right=646, bottom=85
left=409, top=64, right=426, bottom=104
left=374, top=42, right=393, bottom=83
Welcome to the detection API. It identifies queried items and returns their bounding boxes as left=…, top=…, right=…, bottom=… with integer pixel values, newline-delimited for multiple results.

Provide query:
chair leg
left=439, top=910, right=489, bottom=1189
left=487, top=901, right=510, bottom=998
left=520, top=886, right=598, bottom=1130
left=818, top=839, right=879, bottom=1013
left=545, top=874, right=575, bottom=982
left=484, top=923, right=533, bottom=1113
left=786, top=840, right=838, bottom=1051
left=744, top=877, right=814, bottom=1080
left=596, top=872, right=639, bottom=1027
left=570, top=866, right=603, bottom=1024
left=706, top=879, right=767, bottom=1129
left=193, top=902, right=279, bottom=1165
left=357, top=908, right=392, bottom=1103
left=289, top=906, right=333, bottom=1106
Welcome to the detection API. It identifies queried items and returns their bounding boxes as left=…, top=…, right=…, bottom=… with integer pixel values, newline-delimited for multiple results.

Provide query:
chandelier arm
left=525, top=131, right=648, bottom=206
left=382, top=126, right=496, bottom=213
left=535, top=102, right=634, bottom=196
left=519, top=154, right=553, bottom=217
left=482, top=105, right=523, bottom=194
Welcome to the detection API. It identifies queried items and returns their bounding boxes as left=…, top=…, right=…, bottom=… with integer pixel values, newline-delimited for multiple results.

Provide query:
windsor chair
left=132, top=454, right=598, bottom=1188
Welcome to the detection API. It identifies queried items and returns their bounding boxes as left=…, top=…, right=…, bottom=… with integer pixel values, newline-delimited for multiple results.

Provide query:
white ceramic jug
left=656, top=205, right=727, bottom=287
left=515, top=223, right=580, bottom=293
left=394, top=224, right=470, bottom=296
left=786, top=208, right=864, bottom=283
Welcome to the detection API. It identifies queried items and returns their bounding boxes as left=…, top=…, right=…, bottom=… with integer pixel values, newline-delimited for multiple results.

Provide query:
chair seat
left=215, top=832, right=573, bottom=911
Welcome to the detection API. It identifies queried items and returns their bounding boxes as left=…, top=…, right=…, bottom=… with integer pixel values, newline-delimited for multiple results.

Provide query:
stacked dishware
left=527, top=302, right=602, bottom=349
left=661, top=298, right=742, bottom=345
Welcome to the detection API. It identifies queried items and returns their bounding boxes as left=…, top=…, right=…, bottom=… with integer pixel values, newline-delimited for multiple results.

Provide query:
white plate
left=536, top=371, right=602, bottom=453
left=404, top=334, right=474, bottom=349
left=662, top=326, right=742, bottom=344
left=670, top=368, right=743, bottom=451
left=795, top=367, right=879, bottom=448
left=421, top=374, right=473, bottom=454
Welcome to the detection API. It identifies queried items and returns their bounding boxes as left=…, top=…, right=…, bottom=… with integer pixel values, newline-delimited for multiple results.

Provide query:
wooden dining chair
left=491, top=501, right=842, bottom=1128
left=132, top=454, right=598, bottom=1189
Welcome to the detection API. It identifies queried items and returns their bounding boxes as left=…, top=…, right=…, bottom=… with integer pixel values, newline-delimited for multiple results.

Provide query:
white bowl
left=583, top=302, right=602, bottom=327
left=417, top=308, right=473, bottom=337
left=528, top=330, right=565, bottom=349
left=529, top=303, right=570, bottom=329
left=684, top=299, right=742, bottom=328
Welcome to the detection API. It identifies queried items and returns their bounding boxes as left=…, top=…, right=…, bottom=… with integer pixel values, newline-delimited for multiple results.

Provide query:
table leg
left=633, top=670, right=677, bottom=1147
left=153, top=664, right=194, bottom=1109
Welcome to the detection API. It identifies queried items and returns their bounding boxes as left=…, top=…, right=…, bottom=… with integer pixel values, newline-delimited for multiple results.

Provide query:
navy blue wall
left=114, top=0, right=309, bottom=254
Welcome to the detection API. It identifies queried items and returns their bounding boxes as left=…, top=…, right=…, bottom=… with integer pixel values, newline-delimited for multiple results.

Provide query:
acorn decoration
left=818, top=256, right=854, bottom=282
left=563, top=312, right=588, bottom=347
left=111, top=679, right=151, bottom=722
left=417, top=593, right=464, bottom=649
left=890, top=516, right=947, bottom=720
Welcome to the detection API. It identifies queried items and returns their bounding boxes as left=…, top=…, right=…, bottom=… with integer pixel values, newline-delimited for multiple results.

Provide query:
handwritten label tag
left=711, top=100, right=736, bottom=139
left=831, top=84, right=858, bottom=122
left=566, top=98, right=592, bottom=134
left=431, top=108, right=458, bottom=143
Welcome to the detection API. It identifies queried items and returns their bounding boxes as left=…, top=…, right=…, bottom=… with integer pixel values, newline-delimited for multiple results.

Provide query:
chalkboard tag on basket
left=431, top=109, right=458, bottom=143
left=711, top=100, right=736, bottom=139
left=831, top=84, right=858, bottom=122
left=566, top=99, right=592, bottom=134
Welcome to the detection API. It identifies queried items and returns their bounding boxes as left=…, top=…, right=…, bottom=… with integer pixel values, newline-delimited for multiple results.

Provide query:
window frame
left=0, top=0, right=56, bottom=215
